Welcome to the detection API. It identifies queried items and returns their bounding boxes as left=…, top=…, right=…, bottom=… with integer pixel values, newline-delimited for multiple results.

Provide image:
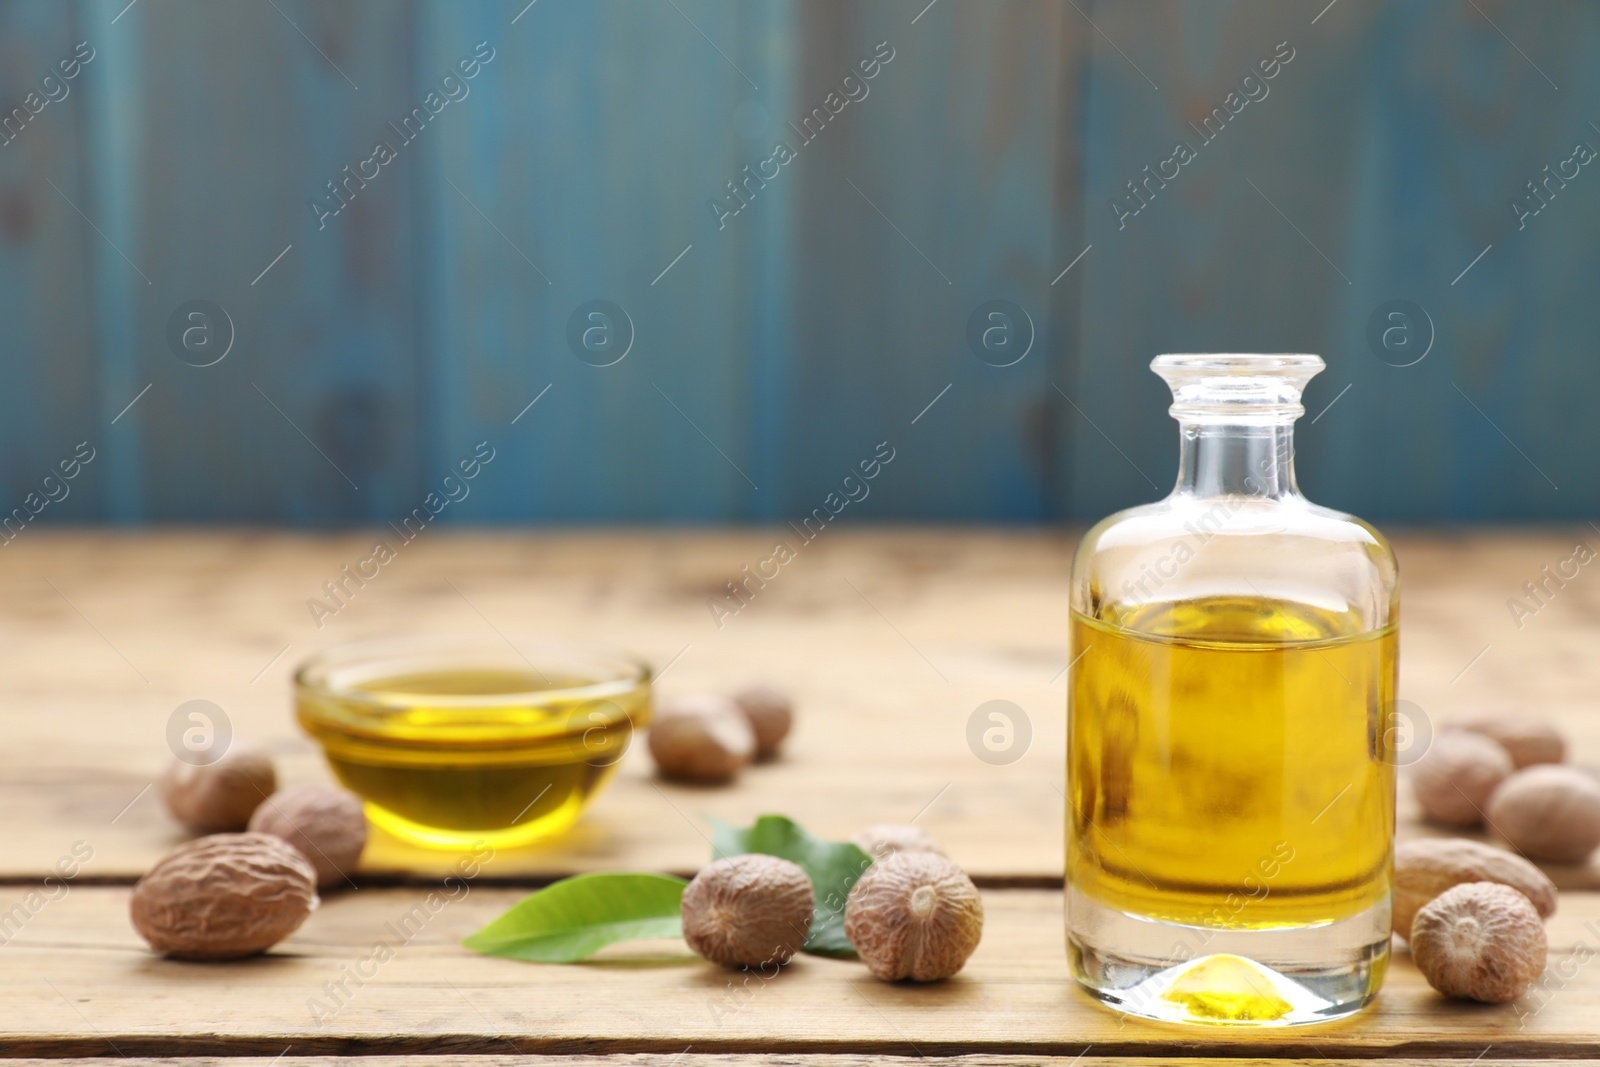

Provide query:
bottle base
left=1067, top=891, right=1389, bottom=1026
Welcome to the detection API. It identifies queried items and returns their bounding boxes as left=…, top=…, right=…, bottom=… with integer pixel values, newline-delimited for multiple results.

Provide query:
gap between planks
left=8, top=1060, right=1600, bottom=1066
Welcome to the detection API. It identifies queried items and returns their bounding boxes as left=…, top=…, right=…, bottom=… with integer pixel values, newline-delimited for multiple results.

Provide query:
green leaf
left=708, top=814, right=873, bottom=959
left=462, top=871, right=688, bottom=963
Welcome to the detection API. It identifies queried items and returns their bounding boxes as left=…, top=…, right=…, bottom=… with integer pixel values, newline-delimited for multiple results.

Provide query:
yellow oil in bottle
left=297, top=667, right=650, bottom=849
left=1068, top=596, right=1396, bottom=931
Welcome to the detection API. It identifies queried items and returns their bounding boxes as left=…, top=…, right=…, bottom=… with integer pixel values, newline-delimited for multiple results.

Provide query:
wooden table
left=3, top=528, right=1597, bottom=1065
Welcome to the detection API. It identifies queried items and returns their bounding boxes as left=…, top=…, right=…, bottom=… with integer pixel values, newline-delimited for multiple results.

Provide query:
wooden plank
left=0, top=527, right=1071, bottom=883
left=0, top=3, right=103, bottom=521
left=16, top=0, right=1600, bottom=525
left=6, top=1061, right=1598, bottom=1067
left=1066, top=0, right=1600, bottom=523
left=1324, top=0, right=1600, bottom=522
left=3, top=886, right=1600, bottom=1056
left=13, top=1061, right=1600, bottom=1067
left=0, top=528, right=1596, bottom=885
left=74, top=0, right=426, bottom=522
left=787, top=0, right=1081, bottom=521
left=420, top=0, right=791, bottom=521
left=1067, top=0, right=1357, bottom=521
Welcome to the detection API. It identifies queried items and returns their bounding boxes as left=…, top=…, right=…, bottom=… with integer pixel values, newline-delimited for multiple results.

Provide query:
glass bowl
left=295, top=636, right=651, bottom=849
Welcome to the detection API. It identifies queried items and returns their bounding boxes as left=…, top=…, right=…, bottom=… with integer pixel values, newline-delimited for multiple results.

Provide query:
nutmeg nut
left=681, top=854, right=814, bottom=968
left=159, top=742, right=277, bottom=833
left=130, top=833, right=318, bottom=960
left=844, top=851, right=983, bottom=982
left=1409, top=881, right=1547, bottom=1003
left=647, top=694, right=755, bottom=784
left=852, top=823, right=946, bottom=861
left=1487, top=764, right=1600, bottom=863
left=1393, top=838, right=1557, bottom=941
left=247, top=784, right=366, bottom=888
left=1456, top=716, right=1566, bottom=769
left=730, top=683, right=793, bottom=760
left=1411, top=730, right=1513, bottom=827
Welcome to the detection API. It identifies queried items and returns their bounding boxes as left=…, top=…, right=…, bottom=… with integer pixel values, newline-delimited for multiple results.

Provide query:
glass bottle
left=1065, top=354, right=1398, bottom=1025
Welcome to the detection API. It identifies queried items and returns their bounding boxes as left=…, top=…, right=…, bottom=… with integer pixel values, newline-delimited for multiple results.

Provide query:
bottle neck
left=1174, top=420, right=1299, bottom=499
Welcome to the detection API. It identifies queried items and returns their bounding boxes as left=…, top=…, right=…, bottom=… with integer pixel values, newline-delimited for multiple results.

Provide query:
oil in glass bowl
left=296, top=638, right=651, bottom=849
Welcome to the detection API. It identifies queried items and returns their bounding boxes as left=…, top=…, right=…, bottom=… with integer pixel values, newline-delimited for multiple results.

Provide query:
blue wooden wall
left=0, top=0, right=1594, bottom=525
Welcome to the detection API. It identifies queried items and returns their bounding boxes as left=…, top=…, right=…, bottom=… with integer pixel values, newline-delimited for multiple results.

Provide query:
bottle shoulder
left=1077, top=495, right=1395, bottom=557
left=1072, top=493, right=1398, bottom=630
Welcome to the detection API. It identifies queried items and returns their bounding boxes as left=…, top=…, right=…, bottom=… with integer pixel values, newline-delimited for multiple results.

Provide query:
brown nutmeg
left=681, top=854, right=814, bottom=968
left=247, top=784, right=366, bottom=888
left=1411, top=730, right=1513, bottom=827
left=1393, top=838, right=1557, bottom=941
left=1487, top=764, right=1600, bottom=863
left=730, top=683, right=793, bottom=760
left=1456, top=716, right=1566, bottom=769
left=648, top=694, right=755, bottom=784
left=130, top=833, right=317, bottom=960
left=159, top=742, right=277, bottom=833
left=1409, top=882, right=1547, bottom=1003
left=844, top=852, right=983, bottom=982
left=852, top=823, right=946, bottom=861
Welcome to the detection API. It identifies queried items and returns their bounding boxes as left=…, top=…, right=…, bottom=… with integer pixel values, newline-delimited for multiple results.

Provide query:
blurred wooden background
left=0, top=0, right=1594, bottom=525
